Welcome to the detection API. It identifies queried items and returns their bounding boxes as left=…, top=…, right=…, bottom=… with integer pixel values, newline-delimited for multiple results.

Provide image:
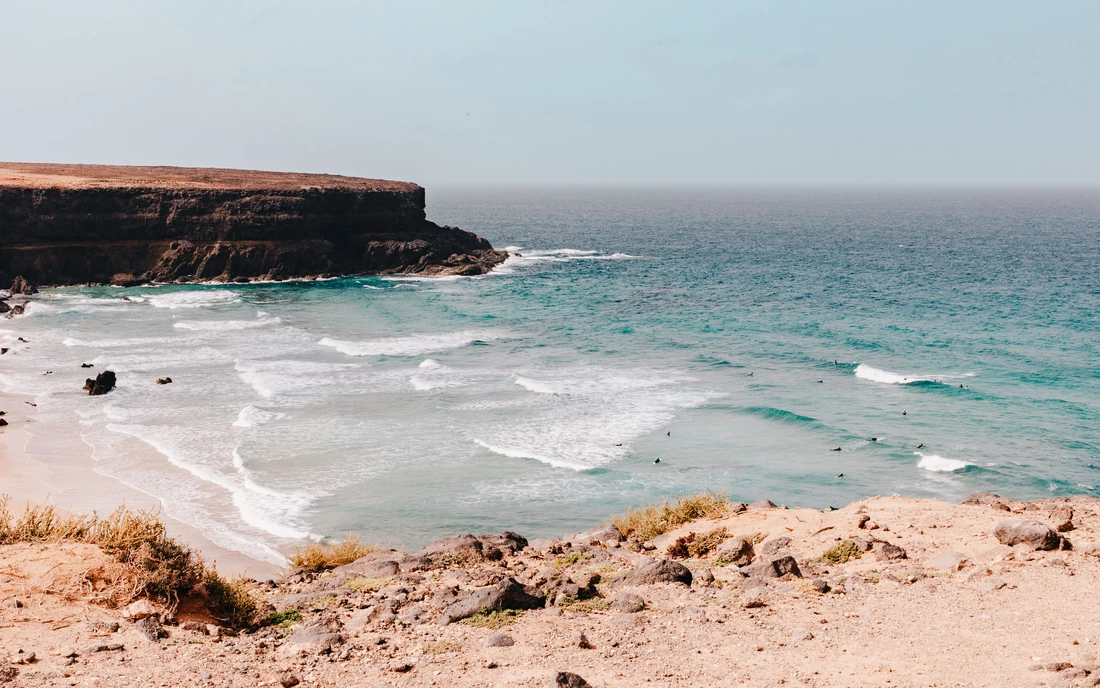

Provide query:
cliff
left=0, top=163, right=507, bottom=285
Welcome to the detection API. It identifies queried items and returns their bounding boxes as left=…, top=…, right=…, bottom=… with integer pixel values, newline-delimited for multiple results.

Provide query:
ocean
left=1, top=187, right=1097, bottom=566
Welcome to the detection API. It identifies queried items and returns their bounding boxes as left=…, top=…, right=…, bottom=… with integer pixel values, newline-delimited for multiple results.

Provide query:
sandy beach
left=0, top=387, right=278, bottom=579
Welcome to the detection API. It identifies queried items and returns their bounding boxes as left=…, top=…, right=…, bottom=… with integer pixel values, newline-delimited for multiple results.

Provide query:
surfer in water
left=654, top=458, right=661, bottom=464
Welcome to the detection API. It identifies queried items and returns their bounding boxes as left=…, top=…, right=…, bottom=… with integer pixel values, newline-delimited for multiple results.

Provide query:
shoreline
left=0, top=387, right=279, bottom=579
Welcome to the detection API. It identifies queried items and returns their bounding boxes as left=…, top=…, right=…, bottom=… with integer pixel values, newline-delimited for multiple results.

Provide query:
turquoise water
left=2, top=188, right=1098, bottom=564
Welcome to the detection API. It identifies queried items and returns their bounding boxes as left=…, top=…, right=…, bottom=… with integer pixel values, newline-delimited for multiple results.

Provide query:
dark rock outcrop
left=0, top=163, right=507, bottom=285
left=435, top=577, right=544, bottom=625
left=9, top=276, right=37, bottom=294
left=85, top=371, right=117, bottom=396
left=618, top=558, right=693, bottom=586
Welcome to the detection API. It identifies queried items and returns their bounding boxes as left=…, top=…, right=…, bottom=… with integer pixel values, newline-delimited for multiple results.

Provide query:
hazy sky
left=2, top=1, right=1098, bottom=185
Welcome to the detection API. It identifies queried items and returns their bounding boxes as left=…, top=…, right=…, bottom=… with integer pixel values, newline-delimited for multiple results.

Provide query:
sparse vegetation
left=347, top=576, right=390, bottom=592
left=559, top=595, right=612, bottom=613
left=287, top=534, right=376, bottom=572
left=0, top=495, right=257, bottom=627
left=266, top=609, right=303, bottom=627
left=612, top=492, right=730, bottom=543
left=822, top=540, right=863, bottom=564
left=554, top=552, right=594, bottom=568
left=201, top=569, right=259, bottom=628
left=422, top=640, right=462, bottom=655
left=459, top=608, right=523, bottom=628
left=666, top=527, right=729, bottom=559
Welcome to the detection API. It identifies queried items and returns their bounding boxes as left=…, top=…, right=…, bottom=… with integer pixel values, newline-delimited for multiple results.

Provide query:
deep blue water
left=3, top=188, right=1098, bottom=564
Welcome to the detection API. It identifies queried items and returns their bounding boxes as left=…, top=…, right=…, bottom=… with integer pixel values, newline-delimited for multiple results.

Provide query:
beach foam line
left=319, top=331, right=498, bottom=357
left=143, top=290, right=241, bottom=309
left=473, top=439, right=593, bottom=471
left=916, top=452, right=971, bottom=472
left=105, top=424, right=311, bottom=542
left=233, top=405, right=286, bottom=428
left=854, top=364, right=975, bottom=385
left=174, top=315, right=281, bottom=331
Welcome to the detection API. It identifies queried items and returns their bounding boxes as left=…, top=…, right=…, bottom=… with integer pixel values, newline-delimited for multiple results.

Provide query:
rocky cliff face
left=0, top=163, right=507, bottom=285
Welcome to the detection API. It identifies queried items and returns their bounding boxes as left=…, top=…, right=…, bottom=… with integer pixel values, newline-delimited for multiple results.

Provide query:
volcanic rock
left=993, top=521, right=1062, bottom=551
left=85, top=371, right=117, bottom=396
left=618, top=558, right=693, bottom=586
left=0, top=163, right=507, bottom=285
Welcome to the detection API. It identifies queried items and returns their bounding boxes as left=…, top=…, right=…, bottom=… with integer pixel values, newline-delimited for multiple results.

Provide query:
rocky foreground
left=0, top=163, right=507, bottom=285
left=3, top=493, right=1100, bottom=687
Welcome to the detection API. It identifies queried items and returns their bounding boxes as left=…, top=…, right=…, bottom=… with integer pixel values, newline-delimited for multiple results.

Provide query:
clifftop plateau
left=0, top=163, right=507, bottom=285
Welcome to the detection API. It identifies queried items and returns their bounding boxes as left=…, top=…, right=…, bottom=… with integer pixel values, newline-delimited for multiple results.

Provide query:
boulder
left=962, top=492, right=1014, bottom=511
left=484, top=632, right=514, bottom=647
left=123, top=599, right=157, bottom=620
left=156, top=377, right=173, bottom=385
left=0, top=301, right=8, bottom=314
left=436, top=577, right=544, bottom=625
left=134, top=616, right=162, bottom=642
left=285, top=626, right=343, bottom=655
left=993, top=521, right=1061, bottom=551
left=1048, top=506, right=1075, bottom=533
left=481, top=531, right=528, bottom=552
left=618, top=558, right=692, bottom=586
left=741, top=555, right=801, bottom=579
left=569, top=525, right=623, bottom=546
left=554, top=672, right=592, bottom=688
left=759, top=536, right=792, bottom=557
left=85, top=371, right=117, bottom=396
left=419, top=534, right=485, bottom=562
left=715, top=538, right=753, bottom=566
left=611, top=593, right=645, bottom=613
left=749, top=499, right=777, bottom=510
left=874, top=541, right=907, bottom=562
left=10, top=276, right=37, bottom=295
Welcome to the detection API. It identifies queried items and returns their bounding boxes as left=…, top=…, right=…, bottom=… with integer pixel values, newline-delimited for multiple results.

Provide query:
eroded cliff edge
left=0, top=163, right=508, bottom=285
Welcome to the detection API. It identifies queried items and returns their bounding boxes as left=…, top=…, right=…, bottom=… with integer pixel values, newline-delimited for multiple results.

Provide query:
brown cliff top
left=0, top=162, right=420, bottom=193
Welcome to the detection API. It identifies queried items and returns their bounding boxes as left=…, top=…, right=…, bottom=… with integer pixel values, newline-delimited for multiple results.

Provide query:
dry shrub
left=822, top=540, right=863, bottom=564
left=667, top=527, right=729, bottom=559
left=612, top=492, right=730, bottom=543
left=0, top=495, right=255, bottom=627
left=288, top=534, right=375, bottom=572
left=202, top=569, right=259, bottom=628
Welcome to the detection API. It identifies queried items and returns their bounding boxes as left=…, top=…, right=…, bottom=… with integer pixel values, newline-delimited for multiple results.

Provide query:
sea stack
left=0, top=163, right=508, bottom=286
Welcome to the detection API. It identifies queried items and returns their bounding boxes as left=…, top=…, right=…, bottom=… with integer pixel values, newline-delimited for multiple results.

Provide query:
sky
left=1, top=1, right=1098, bottom=186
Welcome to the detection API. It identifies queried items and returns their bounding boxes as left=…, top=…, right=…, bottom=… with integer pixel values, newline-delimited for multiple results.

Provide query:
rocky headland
left=2, top=492, right=1100, bottom=687
left=0, top=163, right=507, bottom=286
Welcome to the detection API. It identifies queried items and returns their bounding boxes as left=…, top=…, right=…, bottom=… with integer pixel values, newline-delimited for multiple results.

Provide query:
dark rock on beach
left=10, top=276, right=37, bottom=294
left=85, top=371, right=117, bottom=396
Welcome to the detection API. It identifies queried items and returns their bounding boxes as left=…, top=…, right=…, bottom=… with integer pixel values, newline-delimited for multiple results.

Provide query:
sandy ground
left=2, top=494, right=1099, bottom=687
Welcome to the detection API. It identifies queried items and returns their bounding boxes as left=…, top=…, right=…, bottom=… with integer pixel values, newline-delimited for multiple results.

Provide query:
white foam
left=474, top=439, right=591, bottom=471
left=916, top=452, right=971, bottom=472
left=854, top=364, right=975, bottom=385
left=419, top=358, right=442, bottom=369
left=144, top=290, right=241, bottom=309
left=319, top=331, right=497, bottom=357
left=233, top=405, right=286, bottom=428
left=514, top=376, right=564, bottom=395
left=105, top=424, right=310, bottom=540
left=174, top=315, right=281, bottom=331
left=64, top=336, right=178, bottom=348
